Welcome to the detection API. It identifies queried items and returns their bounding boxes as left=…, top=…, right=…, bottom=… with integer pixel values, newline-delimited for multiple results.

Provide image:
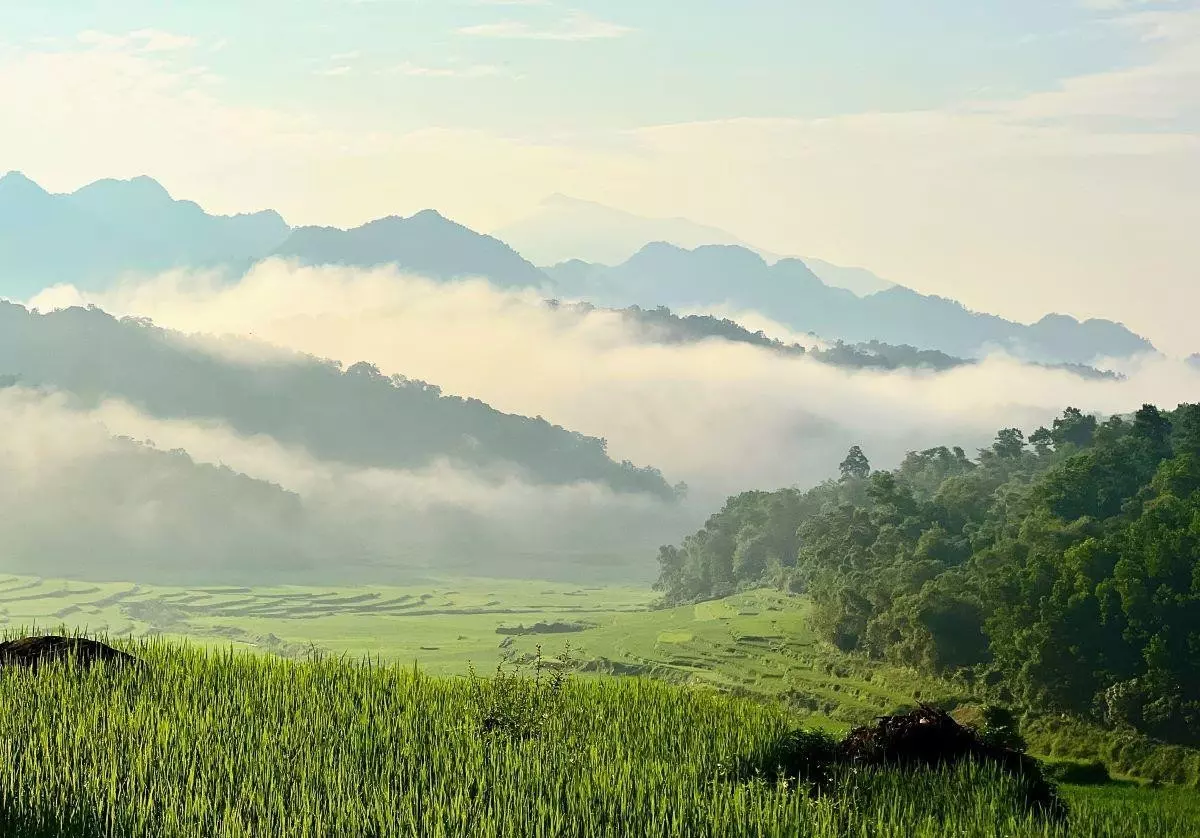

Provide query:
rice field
left=0, top=639, right=1194, bottom=837
left=0, top=576, right=936, bottom=727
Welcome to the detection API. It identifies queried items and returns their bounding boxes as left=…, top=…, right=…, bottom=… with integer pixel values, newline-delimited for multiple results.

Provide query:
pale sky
left=0, top=1, right=1196, bottom=353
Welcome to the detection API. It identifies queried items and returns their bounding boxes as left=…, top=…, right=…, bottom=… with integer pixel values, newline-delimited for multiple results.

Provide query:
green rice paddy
left=0, top=575, right=1194, bottom=835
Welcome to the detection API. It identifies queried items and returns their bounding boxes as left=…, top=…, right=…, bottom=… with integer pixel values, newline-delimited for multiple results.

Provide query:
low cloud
left=32, top=262, right=1200, bottom=507
left=0, top=383, right=682, bottom=585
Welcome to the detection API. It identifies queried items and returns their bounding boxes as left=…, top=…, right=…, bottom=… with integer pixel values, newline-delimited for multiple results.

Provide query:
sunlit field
left=0, top=640, right=1194, bottom=838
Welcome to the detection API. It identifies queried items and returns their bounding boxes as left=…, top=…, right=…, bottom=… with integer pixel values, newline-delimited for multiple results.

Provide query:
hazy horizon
left=0, top=1, right=1196, bottom=353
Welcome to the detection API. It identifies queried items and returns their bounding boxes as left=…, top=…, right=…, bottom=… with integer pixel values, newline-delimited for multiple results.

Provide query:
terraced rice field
left=0, top=577, right=937, bottom=726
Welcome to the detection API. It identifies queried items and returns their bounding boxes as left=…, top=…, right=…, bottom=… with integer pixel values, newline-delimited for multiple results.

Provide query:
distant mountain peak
left=0, top=172, right=293, bottom=297
left=1034, top=312, right=1080, bottom=326
left=628, top=241, right=770, bottom=273
left=633, top=241, right=688, bottom=257
left=273, top=208, right=548, bottom=288
left=411, top=208, right=447, bottom=220
left=71, top=175, right=175, bottom=207
left=545, top=243, right=1154, bottom=365
left=0, top=171, right=48, bottom=197
left=497, top=195, right=897, bottom=297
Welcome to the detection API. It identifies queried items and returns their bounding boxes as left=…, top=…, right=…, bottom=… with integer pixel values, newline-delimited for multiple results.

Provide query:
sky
left=0, top=0, right=1197, bottom=352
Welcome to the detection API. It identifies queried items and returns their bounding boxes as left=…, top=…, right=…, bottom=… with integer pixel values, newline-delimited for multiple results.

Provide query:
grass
left=1, top=574, right=1197, bottom=791
left=1026, top=715, right=1200, bottom=787
left=0, top=577, right=941, bottom=728
left=0, top=639, right=1195, bottom=837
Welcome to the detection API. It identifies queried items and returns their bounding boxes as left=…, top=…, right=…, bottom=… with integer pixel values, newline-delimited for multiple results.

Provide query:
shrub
left=1044, top=758, right=1111, bottom=785
left=466, top=644, right=575, bottom=741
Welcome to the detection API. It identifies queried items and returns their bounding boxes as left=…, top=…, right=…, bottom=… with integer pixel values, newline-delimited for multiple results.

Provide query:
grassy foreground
left=0, top=640, right=1194, bottom=837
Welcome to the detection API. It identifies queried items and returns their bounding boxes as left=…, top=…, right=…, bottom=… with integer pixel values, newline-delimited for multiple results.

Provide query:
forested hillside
left=0, top=303, right=675, bottom=498
left=656, top=403, right=1200, bottom=746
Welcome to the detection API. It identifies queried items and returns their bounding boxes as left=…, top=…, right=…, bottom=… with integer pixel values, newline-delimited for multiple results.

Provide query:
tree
left=1029, top=427, right=1054, bottom=457
left=992, top=428, right=1026, bottom=459
left=1051, top=407, right=1097, bottom=449
left=839, top=445, right=871, bottom=481
left=1133, top=403, right=1172, bottom=455
left=654, top=402, right=1200, bottom=747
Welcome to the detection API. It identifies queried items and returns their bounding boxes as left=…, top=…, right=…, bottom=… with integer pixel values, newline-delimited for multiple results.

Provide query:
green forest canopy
left=656, top=403, right=1200, bottom=746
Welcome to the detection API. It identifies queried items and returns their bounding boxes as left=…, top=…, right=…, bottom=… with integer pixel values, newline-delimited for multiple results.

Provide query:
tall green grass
left=0, top=638, right=1192, bottom=836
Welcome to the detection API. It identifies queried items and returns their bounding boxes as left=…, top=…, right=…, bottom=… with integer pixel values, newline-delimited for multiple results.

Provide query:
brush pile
left=838, top=704, right=1065, bottom=819
left=0, top=635, right=139, bottom=670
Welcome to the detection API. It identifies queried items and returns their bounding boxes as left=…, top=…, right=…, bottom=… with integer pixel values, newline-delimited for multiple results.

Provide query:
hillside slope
left=657, top=402, right=1200, bottom=757
left=0, top=302, right=673, bottom=497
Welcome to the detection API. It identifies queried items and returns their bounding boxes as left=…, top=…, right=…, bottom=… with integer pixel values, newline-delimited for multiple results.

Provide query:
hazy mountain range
left=494, top=193, right=895, bottom=296
left=551, top=302, right=1121, bottom=380
left=0, top=171, right=289, bottom=297
left=545, top=244, right=1155, bottom=365
left=0, top=172, right=1155, bottom=365
left=273, top=210, right=546, bottom=289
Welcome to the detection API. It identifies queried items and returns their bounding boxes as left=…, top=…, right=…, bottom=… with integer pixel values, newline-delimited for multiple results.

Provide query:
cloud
left=0, top=378, right=683, bottom=585
left=0, top=385, right=322, bottom=584
left=390, top=61, right=506, bottom=78
left=1078, top=0, right=1181, bottom=10
left=76, top=29, right=198, bottom=53
left=980, top=6, right=1200, bottom=123
left=0, top=36, right=381, bottom=215
left=33, top=262, right=1200, bottom=506
left=459, top=11, right=634, bottom=41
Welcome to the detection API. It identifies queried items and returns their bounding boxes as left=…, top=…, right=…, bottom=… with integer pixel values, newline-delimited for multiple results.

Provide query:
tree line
left=655, top=403, right=1200, bottom=745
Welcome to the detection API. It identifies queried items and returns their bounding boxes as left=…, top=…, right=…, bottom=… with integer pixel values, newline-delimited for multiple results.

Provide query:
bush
left=736, top=727, right=840, bottom=786
left=466, top=644, right=575, bottom=741
left=950, top=703, right=1027, bottom=752
left=1044, top=758, right=1111, bottom=785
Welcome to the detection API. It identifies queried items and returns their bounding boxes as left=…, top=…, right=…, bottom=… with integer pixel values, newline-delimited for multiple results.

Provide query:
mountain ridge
left=0, top=173, right=1155, bottom=364
left=546, top=243, right=1154, bottom=364
left=272, top=210, right=549, bottom=288
left=0, top=300, right=674, bottom=499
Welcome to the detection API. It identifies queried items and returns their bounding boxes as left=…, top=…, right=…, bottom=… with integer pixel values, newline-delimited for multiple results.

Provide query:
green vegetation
left=3, top=572, right=1196, bottom=830
left=0, top=578, right=939, bottom=727
left=656, top=403, right=1200, bottom=770
left=0, top=302, right=675, bottom=499
left=0, top=639, right=1195, bottom=837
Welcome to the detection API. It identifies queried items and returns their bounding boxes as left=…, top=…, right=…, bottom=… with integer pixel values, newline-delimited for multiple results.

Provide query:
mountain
left=494, top=194, right=773, bottom=267
left=0, top=172, right=290, bottom=298
left=273, top=210, right=550, bottom=288
left=545, top=243, right=1155, bottom=364
left=799, top=257, right=895, bottom=297
left=551, top=302, right=1121, bottom=379
left=494, top=194, right=896, bottom=298
left=0, top=173, right=549, bottom=296
left=0, top=302, right=674, bottom=499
